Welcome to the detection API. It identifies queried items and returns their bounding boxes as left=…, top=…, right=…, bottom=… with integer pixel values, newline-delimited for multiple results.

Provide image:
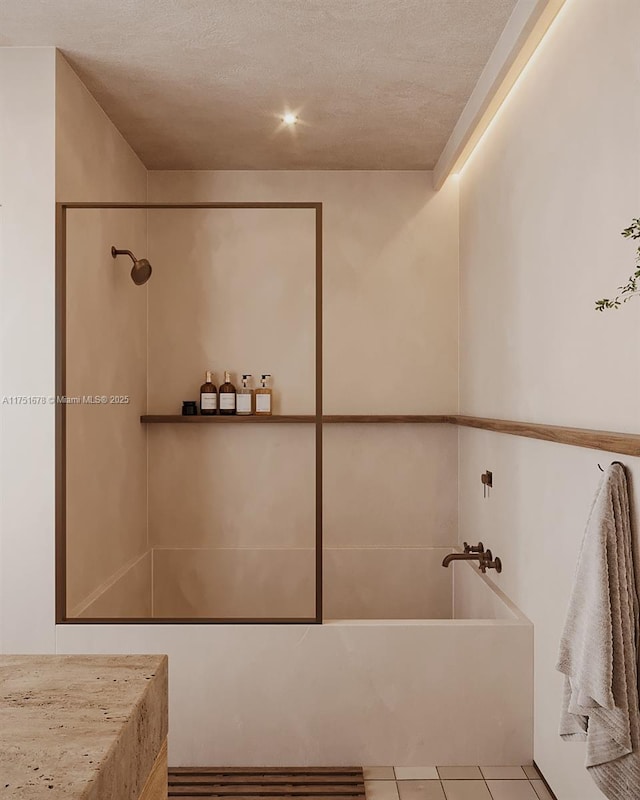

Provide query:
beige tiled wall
left=79, top=552, right=152, bottom=618
left=152, top=548, right=315, bottom=619
left=323, top=423, right=457, bottom=618
left=65, top=169, right=460, bottom=620
left=147, top=207, right=317, bottom=416
left=144, top=172, right=459, bottom=620
left=65, top=209, right=149, bottom=614
left=323, top=425, right=458, bottom=548
left=148, top=424, right=316, bottom=618
left=148, top=426, right=316, bottom=549
left=57, top=54, right=149, bottom=617
left=147, top=171, right=460, bottom=417
left=324, top=548, right=452, bottom=619
left=145, top=205, right=317, bottom=617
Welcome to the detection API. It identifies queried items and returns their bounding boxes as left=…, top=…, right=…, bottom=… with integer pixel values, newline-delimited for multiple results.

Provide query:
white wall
left=0, top=48, right=149, bottom=649
left=0, top=48, right=57, bottom=653
left=458, top=1, right=640, bottom=797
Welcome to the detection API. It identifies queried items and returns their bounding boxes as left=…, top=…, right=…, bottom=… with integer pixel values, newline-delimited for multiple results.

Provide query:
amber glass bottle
left=200, top=370, right=217, bottom=415
left=219, top=371, right=237, bottom=415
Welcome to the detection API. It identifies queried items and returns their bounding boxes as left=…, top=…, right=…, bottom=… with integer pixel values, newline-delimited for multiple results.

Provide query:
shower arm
left=111, top=246, right=136, bottom=264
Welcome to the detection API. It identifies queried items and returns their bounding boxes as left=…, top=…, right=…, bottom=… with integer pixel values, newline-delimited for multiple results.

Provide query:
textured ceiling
left=1, top=0, right=517, bottom=169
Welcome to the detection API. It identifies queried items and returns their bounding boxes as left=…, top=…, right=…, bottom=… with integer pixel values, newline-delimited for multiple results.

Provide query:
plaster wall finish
left=148, top=427, right=316, bottom=551
left=56, top=56, right=150, bottom=616
left=146, top=207, right=316, bottom=415
left=56, top=53, right=148, bottom=202
left=152, top=548, right=316, bottom=619
left=148, top=425, right=316, bottom=619
left=146, top=171, right=459, bottom=618
left=146, top=206, right=316, bottom=617
left=1, top=1, right=517, bottom=170
left=64, top=208, right=148, bottom=615
left=147, top=171, right=459, bottom=415
left=79, top=552, right=152, bottom=618
left=323, top=423, right=458, bottom=618
left=457, top=0, right=640, bottom=797
left=0, top=47, right=57, bottom=653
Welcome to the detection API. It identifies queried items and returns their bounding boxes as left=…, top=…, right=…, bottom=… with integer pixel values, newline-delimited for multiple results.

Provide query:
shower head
left=111, top=246, right=152, bottom=285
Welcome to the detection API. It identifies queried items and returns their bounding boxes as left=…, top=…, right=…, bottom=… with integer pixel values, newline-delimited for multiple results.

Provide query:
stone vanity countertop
left=0, top=654, right=168, bottom=800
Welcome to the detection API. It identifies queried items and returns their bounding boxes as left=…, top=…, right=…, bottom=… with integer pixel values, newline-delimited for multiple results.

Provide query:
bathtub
left=56, top=559, right=533, bottom=767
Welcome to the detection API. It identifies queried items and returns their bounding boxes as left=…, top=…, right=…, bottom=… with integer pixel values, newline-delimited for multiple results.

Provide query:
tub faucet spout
left=442, top=549, right=502, bottom=574
left=442, top=552, right=484, bottom=568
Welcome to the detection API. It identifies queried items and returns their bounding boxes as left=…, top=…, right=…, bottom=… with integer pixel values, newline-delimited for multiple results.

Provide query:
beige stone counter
left=0, top=654, right=168, bottom=800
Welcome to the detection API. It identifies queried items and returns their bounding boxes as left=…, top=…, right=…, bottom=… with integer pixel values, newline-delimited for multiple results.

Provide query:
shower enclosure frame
left=55, top=201, right=323, bottom=625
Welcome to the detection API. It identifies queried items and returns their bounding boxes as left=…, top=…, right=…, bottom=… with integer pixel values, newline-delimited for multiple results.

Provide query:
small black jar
left=182, top=400, right=198, bottom=416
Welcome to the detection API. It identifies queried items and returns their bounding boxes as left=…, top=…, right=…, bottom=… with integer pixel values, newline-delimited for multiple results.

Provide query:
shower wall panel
left=148, top=425, right=316, bottom=618
left=57, top=53, right=150, bottom=618
left=323, top=423, right=458, bottom=618
left=146, top=206, right=317, bottom=618
left=65, top=208, right=149, bottom=616
left=147, top=171, right=459, bottom=417
left=147, top=207, right=316, bottom=415
left=146, top=171, right=460, bottom=619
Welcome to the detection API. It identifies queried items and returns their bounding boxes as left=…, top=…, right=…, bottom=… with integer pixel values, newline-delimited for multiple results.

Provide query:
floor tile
left=441, top=781, right=492, bottom=800
left=397, top=780, right=446, bottom=800
left=365, top=781, right=401, bottom=800
left=438, top=767, right=483, bottom=780
left=529, top=781, right=553, bottom=800
left=521, top=766, right=540, bottom=780
left=364, top=768, right=396, bottom=780
left=395, top=768, right=439, bottom=780
left=486, top=780, right=538, bottom=800
left=480, top=767, right=527, bottom=780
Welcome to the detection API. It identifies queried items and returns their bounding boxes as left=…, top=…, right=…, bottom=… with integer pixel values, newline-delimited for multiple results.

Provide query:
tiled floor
left=363, top=766, right=554, bottom=800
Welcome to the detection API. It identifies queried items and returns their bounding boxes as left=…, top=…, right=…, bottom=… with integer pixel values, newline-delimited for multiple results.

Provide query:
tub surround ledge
left=0, top=654, right=168, bottom=800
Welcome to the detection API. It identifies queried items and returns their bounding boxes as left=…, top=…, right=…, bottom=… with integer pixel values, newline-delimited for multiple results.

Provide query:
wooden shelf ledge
left=140, top=414, right=316, bottom=423
left=140, top=412, right=640, bottom=456
left=140, top=414, right=452, bottom=424
left=322, top=415, right=454, bottom=423
left=453, top=415, right=640, bottom=457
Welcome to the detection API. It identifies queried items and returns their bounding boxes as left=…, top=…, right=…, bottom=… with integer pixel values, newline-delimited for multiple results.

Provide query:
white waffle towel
left=557, top=463, right=640, bottom=799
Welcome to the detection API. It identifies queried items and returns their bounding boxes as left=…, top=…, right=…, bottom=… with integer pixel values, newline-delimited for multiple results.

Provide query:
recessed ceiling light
left=282, top=112, right=297, bottom=126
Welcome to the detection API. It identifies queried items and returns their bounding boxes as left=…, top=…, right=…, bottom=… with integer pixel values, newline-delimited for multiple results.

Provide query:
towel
left=556, top=463, right=640, bottom=799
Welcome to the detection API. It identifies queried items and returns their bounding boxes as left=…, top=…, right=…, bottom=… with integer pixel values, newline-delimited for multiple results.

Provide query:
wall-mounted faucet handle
left=486, top=556, right=502, bottom=573
left=464, top=542, right=485, bottom=554
left=479, top=549, right=502, bottom=574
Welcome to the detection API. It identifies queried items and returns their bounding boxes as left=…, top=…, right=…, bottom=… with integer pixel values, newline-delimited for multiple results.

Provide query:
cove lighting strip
left=434, top=0, right=569, bottom=188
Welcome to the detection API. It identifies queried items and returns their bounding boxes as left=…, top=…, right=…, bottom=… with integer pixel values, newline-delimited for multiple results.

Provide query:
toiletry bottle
left=236, top=374, right=253, bottom=415
left=200, top=370, right=217, bottom=415
left=255, top=374, right=272, bottom=416
left=219, top=371, right=237, bottom=415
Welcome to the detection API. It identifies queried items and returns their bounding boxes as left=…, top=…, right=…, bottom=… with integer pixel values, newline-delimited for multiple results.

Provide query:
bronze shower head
left=111, top=246, right=152, bottom=285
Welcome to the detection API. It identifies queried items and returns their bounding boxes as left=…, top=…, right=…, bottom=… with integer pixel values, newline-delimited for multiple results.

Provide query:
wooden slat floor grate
left=168, top=768, right=366, bottom=800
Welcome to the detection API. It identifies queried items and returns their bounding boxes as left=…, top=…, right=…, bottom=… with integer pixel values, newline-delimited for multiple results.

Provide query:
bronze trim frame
left=55, top=202, right=323, bottom=625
